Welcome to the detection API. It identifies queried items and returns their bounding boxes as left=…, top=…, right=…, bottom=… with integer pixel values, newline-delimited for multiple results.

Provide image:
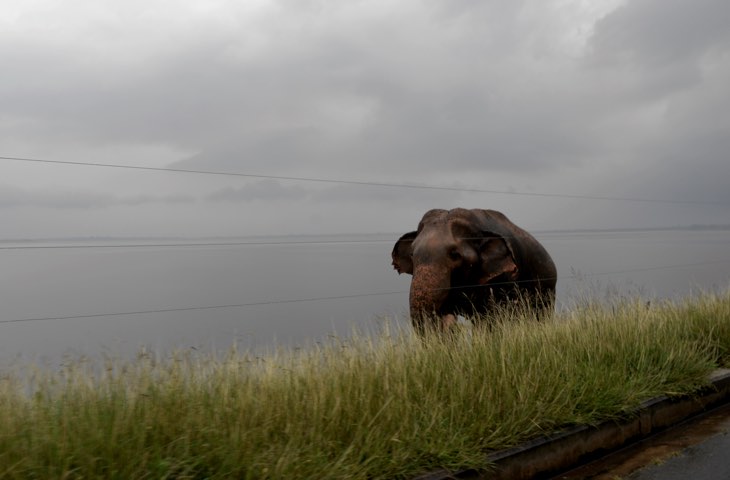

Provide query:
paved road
left=554, top=403, right=730, bottom=480
left=627, top=426, right=730, bottom=479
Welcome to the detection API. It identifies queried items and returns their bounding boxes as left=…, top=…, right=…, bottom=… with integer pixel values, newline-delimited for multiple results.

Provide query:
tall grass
left=0, top=292, right=729, bottom=479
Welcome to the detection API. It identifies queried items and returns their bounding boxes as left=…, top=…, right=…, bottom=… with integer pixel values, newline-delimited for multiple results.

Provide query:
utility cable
left=0, top=239, right=394, bottom=250
left=1, top=259, right=727, bottom=325
left=1, top=155, right=725, bottom=205
left=0, top=291, right=406, bottom=324
left=3, top=229, right=726, bottom=251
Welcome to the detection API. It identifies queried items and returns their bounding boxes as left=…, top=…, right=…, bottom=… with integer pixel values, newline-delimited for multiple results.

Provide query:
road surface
left=553, top=402, right=730, bottom=480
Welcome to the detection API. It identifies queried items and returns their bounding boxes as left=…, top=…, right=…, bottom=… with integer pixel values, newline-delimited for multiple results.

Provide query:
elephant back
left=474, top=209, right=557, bottom=289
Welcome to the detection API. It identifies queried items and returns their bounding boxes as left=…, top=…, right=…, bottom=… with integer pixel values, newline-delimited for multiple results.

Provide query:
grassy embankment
left=1, top=293, right=729, bottom=479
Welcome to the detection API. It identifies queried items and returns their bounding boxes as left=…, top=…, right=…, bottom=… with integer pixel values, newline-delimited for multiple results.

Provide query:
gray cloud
left=578, top=0, right=730, bottom=207
left=584, top=0, right=730, bottom=108
left=0, top=0, right=728, bottom=237
left=589, top=0, right=730, bottom=68
left=207, top=180, right=309, bottom=203
left=0, top=186, right=194, bottom=209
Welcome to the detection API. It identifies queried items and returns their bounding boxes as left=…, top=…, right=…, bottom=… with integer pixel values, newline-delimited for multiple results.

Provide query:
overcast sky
left=1, top=0, right=729, bottom=238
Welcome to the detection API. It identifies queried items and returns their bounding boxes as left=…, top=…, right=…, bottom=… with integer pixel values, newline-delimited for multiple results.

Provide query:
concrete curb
left=415, top=369, right=730, bottom=480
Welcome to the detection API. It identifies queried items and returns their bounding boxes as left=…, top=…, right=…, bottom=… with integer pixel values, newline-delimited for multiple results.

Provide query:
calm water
left=1, top=229, right=729, bottom=364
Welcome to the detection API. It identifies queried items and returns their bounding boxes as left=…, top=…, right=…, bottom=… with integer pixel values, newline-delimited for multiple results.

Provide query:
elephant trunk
left=409, top=264, right=451, bottom=335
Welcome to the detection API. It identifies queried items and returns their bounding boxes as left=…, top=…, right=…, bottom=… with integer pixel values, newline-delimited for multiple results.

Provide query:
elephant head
left=392, top=208, right=556, bottom=334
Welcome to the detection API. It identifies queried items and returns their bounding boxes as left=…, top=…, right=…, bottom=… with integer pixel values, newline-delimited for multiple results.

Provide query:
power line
left=0, top=239, right=394, bottom=251
left=4, top=228, right=719, bottom=251
left=0, top=231, right=629, bottom=251
left=0, top=291, right=406, bottom=325
left=568, top=259, right=730, bottom=277
left=1, top=155, right=724, bottom=206
left=1, top=259, right=727, bottom=326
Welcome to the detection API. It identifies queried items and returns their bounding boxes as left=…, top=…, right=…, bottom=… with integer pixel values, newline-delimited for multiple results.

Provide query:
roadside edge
left=415, top=369, right=730, bottom=480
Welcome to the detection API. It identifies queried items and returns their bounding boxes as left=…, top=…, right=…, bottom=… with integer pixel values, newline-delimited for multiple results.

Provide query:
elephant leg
left=441, top=313, right=458, bottom=331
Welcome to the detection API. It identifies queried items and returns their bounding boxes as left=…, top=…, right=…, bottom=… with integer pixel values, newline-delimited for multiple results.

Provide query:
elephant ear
left=392, top=231, right=417, bottom=275
left=479, top=236, right=519, bottom=284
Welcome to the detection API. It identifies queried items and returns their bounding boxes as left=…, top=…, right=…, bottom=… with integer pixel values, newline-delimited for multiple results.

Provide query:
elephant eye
left=448, top=250, right=461, bottom=261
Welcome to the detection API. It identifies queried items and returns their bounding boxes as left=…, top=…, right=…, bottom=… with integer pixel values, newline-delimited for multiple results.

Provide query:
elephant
left=391, top=208, right=557, bottom=334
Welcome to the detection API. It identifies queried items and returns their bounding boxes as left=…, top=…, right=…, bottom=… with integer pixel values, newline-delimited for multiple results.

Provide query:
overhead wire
left=1, top=258, right=728, bottom=325
left=0, top=291, right=406, bottom=325
left=1, top=154, right=728, bottom=326
left=2, top=229, right=726, bottom=251
left=0, top=239, right=395, bottom=250
left=1, top=155, right=726, bottom=205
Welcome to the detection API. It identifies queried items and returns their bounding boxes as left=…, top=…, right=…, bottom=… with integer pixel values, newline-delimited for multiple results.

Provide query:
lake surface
left=1, top=229, right=729, bottom=364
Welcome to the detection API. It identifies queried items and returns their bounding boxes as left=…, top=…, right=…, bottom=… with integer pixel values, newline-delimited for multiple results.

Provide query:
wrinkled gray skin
left=392, top=208, right=557, bottom=334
